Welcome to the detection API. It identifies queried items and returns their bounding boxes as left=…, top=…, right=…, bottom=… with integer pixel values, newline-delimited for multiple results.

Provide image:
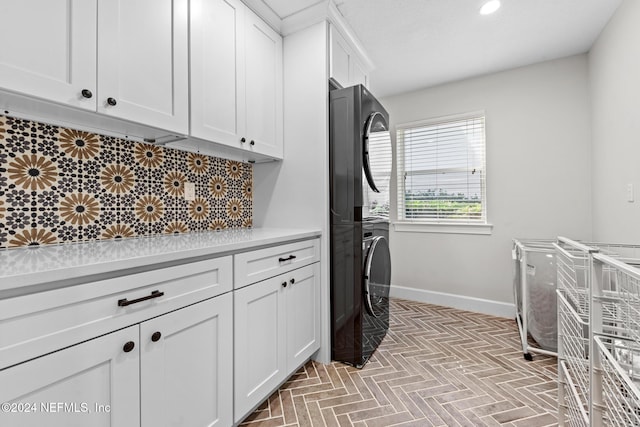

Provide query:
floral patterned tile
left=164, top=211, right=189, bottom=235
left=186, top=197, right=211, bottom=232
left=2, top=116, right=61, bottom=247
left=0, top=116, right=7, bottom=248
left=154, top=147, right=179, bottom=226
left=185, top=151, right=211, bottom=187
left=0, top=115, right=254, bottom=248
left=97, top=136, right=147, bottom=240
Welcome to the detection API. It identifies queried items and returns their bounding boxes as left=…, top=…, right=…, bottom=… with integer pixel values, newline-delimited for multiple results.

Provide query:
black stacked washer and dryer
left=329, top=83, right=392, bottom=368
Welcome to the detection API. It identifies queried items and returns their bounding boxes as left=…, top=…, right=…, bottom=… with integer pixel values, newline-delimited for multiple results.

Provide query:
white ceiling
left=261, top=0, right=622, bottom=98
left=261, top=0, right=322, bottom=19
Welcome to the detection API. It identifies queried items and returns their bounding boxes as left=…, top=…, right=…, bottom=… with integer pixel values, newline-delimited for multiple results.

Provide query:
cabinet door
left=234, top=277, right=286, bottom=422
left=0, top=326, right=139, bottom=427
left=140, top=294, right=233, bottom=427
left=0, top=0, right=96, bottom=111
left=330, top=25, right=370, bottom=89
left=286, top=263, right=321, bottom=371
left=244, top=9, right=283, bottom=159
left=97, top=0, right=189, bottom=134
left=351, top=58, right=369, bottom=88
left=190, top=0, right=246, bottom=149
left=329, top=26, right=351, bottom=88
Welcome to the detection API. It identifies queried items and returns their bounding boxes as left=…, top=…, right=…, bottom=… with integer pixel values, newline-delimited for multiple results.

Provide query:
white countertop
left=0, top=228, right=321, bottom=295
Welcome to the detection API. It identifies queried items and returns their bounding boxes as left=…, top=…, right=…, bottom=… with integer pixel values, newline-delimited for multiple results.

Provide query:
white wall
left=381, top=55, right=592, bottom=315
left=588, top=0, right=640, bottom=243
left=253, top=22, right=332, bottom=363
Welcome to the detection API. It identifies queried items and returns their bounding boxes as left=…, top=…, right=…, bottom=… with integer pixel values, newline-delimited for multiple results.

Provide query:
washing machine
left=329, top=84, right=392, bottom=368
left=361, top=218, right=391, bottom=364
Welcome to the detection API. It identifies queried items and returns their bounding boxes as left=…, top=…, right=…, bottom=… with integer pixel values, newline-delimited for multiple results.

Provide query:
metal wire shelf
left=556, top=237, right=640, bottom=426
left=558, top=289, right=589, bottom=426
left=559, top=359, right=590, bottom=427
left=593, top=336, right=640, bottom=426
left=554, top=238, right=595, bottom=317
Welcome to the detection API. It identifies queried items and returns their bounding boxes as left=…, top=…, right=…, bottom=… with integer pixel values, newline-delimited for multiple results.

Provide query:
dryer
left=329, top=84, right=392, bottom=368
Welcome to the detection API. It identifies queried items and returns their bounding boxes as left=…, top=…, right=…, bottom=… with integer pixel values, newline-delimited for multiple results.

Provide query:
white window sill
left=392, top=222, right=493, bottom=235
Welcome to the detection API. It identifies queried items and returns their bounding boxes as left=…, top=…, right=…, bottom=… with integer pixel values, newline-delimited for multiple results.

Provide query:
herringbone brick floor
left=241, top=298, right=558, bottom=427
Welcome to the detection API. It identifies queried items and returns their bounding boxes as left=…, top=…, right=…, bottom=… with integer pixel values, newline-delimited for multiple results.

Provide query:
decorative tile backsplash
left=0, top=115, right=252, bottom=249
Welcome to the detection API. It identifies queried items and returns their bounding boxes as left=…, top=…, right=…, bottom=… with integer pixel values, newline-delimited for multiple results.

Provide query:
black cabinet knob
left=81, top=89, right=93, bottom=99
left=250, top=140, right=255, bottom=146
left=151, top=332, right=162, bottom=342
left=282, top=281, right=287, bottom=288
left=240, top=137, right=246, bottom=143
left=123, top=341, right=135, bottom=353
left=107, top=97, right=117, bottom=106
left=290, top=278, right=295, bottom=285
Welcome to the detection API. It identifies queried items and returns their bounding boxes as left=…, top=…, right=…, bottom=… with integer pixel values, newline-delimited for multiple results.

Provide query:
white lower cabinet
left=286, top=264, right=321, bottom=370
left=0, top=294, right=232, bottom=427
left=234, top=274, right=287, bottom=421
left=0, top=326, right=140, bottom=427
left=140, top=294, right=233, bottom=427
left=234, top=262, right=320, bottom=423
left=1, top=238, right=322, bottom=427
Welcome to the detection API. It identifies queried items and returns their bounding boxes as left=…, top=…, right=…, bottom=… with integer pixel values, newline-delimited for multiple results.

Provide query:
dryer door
left=363, top=236, right=391, bottom=317
left=362, top=112, right=391, bottom=193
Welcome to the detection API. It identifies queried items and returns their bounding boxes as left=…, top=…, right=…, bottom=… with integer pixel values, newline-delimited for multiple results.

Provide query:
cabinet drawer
left=234, top=238, right=320, bottom=289
left=0, top=256, right=232, bottom=370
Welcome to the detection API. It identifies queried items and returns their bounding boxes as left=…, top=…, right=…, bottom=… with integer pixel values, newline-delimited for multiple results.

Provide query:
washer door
left=363, top=112, right=391, bottom=193
left=363, top=236, right=391, bottom=317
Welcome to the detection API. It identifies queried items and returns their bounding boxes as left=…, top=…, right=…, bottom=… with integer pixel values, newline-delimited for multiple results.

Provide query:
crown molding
left=242, top=0, right=375, bottom=71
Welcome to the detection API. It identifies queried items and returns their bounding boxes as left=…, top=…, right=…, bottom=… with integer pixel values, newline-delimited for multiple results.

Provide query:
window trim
left=396, top=110, right=488, bottom=228
left=393, top=221, right=493, bottom=235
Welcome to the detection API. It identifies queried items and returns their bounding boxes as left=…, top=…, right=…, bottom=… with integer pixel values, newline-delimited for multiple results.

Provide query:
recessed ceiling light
left=480, top=0, right=501, bottom=15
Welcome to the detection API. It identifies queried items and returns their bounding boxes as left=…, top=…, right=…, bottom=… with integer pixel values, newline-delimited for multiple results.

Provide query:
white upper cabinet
left=330, top=26, right=351, bottom=87
left=190, top=0, right=246, bottom=148
left=0, top=0, right=189, bottom=134
left=191, top=0, right=283, bottom=160
left=244, top=10, right=283, bottom=158
left=350, top=57, right=369, bottom=88
left=329, top=24, right=369, bottom=89
left=97, top=0, right=189, bottom=134
left=0, top=0, right=97, bottom=111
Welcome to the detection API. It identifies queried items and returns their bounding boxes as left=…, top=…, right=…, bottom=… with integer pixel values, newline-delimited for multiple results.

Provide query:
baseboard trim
left=389, top=285, right=516, bottom=319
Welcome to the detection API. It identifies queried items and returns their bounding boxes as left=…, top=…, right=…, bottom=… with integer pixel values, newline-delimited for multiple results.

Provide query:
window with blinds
left=364, top=130, right=392, bottom=218
left=396, top=112, right=486, bottom=223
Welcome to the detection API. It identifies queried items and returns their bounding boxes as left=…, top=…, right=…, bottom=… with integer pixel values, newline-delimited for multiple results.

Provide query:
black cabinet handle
left=278, top=255, right=297, bottom=263
left=151, top=332, right=162, bottom=342
left=107, top=97, right=117, bottom=106
left=250, top=140, right=255, bottom=146
left=282, top=281, right=287, bottom=288
left=240, top=137, right=246, bottom=143
left=123, top=341, right=135, bottom=353
left=290, top=278, right=295, bottom=285
left=118, top=290, right=164, bottom=307
left=81, top=89, right=93, bottom=99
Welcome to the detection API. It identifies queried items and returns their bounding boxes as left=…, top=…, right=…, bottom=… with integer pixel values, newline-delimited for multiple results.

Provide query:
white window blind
left=397, top=112, right=487, bottom=223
